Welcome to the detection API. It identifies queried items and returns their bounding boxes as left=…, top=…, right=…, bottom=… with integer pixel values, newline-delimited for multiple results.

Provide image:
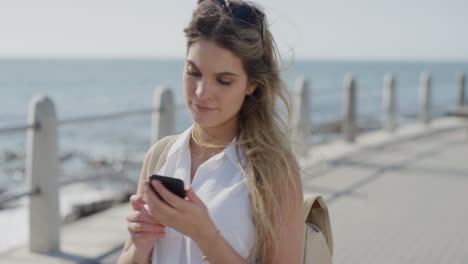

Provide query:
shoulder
left=147, top=135, right=180, bottom=156
left=144, top=134, right=181, bottom=174
left=148, top=125, right=194, bottom=158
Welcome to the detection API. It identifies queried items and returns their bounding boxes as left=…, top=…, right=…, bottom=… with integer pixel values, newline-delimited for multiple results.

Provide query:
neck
left=192, top=116, right=240, bottom=147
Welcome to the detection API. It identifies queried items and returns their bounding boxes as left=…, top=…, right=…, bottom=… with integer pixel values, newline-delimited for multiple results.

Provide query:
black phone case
left=149, top=175, right=186, bottom=201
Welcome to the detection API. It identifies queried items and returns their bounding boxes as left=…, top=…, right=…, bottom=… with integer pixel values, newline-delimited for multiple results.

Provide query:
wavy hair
left=184, top=1, right=301, bottom=263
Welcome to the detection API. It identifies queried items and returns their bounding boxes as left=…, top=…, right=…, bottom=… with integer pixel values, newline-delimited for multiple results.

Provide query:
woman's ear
left=246, top=83, right=258, bottom=95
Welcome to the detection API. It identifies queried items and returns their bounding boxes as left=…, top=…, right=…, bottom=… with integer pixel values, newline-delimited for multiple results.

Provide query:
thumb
left=186, top=186, right=203, bottom=206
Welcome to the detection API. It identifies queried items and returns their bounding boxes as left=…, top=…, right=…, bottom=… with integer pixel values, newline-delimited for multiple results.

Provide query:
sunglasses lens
left=198, top=0, right=226, bottom=7
left=231, top=6, right=257, bottom=26
left=198, top=0, right=264, bottom=30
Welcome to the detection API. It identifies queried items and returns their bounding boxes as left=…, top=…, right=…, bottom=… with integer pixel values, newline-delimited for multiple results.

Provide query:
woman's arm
left=194, top=164, right=305, bottom=264
left=195, top=191, right=305, bottom=264
left=117, top=144, right=159, bottom=264
left=145, top=181, right=249, bottom=264
left=269, top=164, right=305, bottom=264
left=194, top=224, right=248, bottom=264
left=143, top=164, right=304, bottom=263
left=116, top=240, right=153, bottom=264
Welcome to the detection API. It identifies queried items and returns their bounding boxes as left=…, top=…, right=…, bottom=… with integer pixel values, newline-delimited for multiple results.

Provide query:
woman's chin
left=191, top=114, right=219, bottom=128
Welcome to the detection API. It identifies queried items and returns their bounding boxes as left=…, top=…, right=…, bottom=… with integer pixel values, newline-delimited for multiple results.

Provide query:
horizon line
left=1, top=55, right=468, bottom=64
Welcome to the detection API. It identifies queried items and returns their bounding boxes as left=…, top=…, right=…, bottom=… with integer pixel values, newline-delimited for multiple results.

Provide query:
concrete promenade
left=1, top=117, right=467, bottom=263
left=299, top=117, right=468, bottom=264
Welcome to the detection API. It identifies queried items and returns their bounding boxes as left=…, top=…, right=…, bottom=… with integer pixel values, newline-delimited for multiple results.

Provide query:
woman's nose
left=195, top=80, right=213, bottom=100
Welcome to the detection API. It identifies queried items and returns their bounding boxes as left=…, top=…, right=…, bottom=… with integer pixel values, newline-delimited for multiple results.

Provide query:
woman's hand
left=143, top=180, right=217, bottom=243
left=126, top=194, right=167, bottom=251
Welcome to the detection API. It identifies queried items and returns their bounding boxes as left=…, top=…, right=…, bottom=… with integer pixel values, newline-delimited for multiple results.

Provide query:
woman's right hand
left=127, top=194, right=167, bottom=251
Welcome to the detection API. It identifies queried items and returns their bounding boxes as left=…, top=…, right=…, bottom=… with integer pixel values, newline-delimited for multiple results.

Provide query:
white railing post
left=292, top=77, right=311, bottom=154
left=383, top=73, right=397, bottom=132
left=342, top=74, right=357, bottom=142
left=151, top=85, right=175, bottom=145
left=26, top=95, right=60, bottom=253
left=419, top=72, right=431, bottom=124
left=457, top=72, right=465, bottom=107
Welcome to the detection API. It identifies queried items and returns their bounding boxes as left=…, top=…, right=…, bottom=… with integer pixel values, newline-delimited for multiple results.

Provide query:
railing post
left=152, top=85, right=175, bottom=145
left=26, top=95, right=60, bottom=253
left=419, top=72, right=431, bottom=124
left=292, top=77, right=311, bottom=154
left=457, top=72, right=465, bottom=107
left=342, top=74, right=357, bottom=142
left=383, top=73, right=397, bottom=132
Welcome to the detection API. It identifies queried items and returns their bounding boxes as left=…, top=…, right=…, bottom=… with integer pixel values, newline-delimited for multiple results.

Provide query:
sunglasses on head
left=197, top=0, right=265, bottom=43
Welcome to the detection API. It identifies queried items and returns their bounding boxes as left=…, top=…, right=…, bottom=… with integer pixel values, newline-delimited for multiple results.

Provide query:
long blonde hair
left=184, top=1, right=302, bottom=263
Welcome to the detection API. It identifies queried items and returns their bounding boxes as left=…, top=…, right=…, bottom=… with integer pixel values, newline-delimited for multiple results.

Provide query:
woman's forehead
left=187, top=39, right=246, bottom=76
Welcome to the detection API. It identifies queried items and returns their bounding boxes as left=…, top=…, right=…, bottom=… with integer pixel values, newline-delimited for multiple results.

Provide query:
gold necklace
left=190, top=137, right=216, bottom=159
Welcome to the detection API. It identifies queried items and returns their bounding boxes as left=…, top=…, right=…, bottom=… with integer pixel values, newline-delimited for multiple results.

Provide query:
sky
left=1, top=0, right=467, bottom=61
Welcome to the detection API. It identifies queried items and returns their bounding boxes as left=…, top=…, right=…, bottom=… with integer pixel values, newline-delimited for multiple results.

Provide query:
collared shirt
left=151, top=125, right=256, bottom=264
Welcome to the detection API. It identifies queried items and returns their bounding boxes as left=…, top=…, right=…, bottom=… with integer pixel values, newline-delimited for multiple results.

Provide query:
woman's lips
left=194, top=104, right=216, bottom=112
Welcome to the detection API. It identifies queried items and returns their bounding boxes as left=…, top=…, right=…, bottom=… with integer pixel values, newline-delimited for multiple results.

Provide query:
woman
left=117, top=0, right=304, bottom=263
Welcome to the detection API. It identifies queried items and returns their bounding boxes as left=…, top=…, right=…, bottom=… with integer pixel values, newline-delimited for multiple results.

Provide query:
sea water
left=0, top=58, right=467, bottom=253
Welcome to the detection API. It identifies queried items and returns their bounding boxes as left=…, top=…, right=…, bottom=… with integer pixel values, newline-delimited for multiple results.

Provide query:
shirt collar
left=223, top=135, right=247, bottom=169
left=166, top=124, right=247, bottom=169
left=165, top=124, right=193, bottom=160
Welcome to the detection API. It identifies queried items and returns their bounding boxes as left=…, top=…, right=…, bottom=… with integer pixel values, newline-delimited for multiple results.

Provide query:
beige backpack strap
left=303, top=193, right=334, bottom=256
left=145, top=135, right=179, bottom=181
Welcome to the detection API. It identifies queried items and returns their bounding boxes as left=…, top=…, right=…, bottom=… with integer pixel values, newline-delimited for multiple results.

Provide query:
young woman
left=117, top=1, right=304, bottom=263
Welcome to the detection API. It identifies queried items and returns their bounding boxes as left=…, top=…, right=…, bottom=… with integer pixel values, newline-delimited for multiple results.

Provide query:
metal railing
left=291, top=72, right=465, bottom=153
left=0, top=72, right=466, bottom=254
left=0, top=85, right=176, bottom=253
left=0, top=122, right=40, bottom=135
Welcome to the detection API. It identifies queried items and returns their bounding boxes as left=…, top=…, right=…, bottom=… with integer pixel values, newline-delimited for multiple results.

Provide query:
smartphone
left=149, top=175, right=186, bottom=202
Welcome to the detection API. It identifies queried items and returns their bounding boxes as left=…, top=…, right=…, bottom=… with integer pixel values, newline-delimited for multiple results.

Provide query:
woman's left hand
left=143, top=180, right=216, bottom=242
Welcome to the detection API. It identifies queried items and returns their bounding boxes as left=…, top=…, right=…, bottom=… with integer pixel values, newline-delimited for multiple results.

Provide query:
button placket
left=191, top=152, right=225, bottom=189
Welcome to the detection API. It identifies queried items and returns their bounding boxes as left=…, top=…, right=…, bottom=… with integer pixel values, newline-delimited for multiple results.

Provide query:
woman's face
left=183, top=39, right=256, bottom=130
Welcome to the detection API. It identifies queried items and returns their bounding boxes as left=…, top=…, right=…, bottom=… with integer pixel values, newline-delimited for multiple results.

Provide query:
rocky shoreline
left=0, top=149, right=143, bottom=224
left=0, top=116, right=387, bottom=221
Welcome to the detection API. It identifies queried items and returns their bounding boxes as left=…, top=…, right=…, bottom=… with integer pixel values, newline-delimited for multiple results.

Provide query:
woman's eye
left=187, top=71, right=201, bottom=77
left=218, top=79, right=232, bottom=86
left=187, top=71, right=231, bottom=86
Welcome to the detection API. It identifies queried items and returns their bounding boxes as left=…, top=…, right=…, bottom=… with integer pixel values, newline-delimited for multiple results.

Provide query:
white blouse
left=150, top=125, right=257, bottom=264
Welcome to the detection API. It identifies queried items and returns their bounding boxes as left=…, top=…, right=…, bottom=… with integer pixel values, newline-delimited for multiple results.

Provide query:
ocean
left=0, top=58, right=467, bottom=184
left=0, top=58, right=467, bottom=253
left=1, top=58, right=467, bottom=175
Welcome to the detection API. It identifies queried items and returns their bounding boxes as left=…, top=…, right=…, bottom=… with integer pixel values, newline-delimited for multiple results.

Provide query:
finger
left=130, top=194, right=146, bottom=211
left=186, top=186, right=204, bottom=207
left=130, top=231, right=166, bottom=240
left=140, top=208, right=167, bottom=227
left=144, top=181, right=177, bottom=222
left=128, top=222, right=166, bottom=233
left=127, top=211, right=166, bottom=226
left=152, top=180, right=186, bottom=210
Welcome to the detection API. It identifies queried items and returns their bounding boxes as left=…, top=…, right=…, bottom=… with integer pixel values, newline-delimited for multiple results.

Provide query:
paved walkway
left=1, top=117, right=467, bottom=263
left=299, top=118, right=468, bottom=264
left=0, top=203, right=128, bottom=264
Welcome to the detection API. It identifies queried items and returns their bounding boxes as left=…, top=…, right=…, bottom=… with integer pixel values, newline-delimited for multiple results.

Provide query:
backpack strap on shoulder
left=146, top=135, right=179, bottom=180
left=303, top=193, right=334, bottom=256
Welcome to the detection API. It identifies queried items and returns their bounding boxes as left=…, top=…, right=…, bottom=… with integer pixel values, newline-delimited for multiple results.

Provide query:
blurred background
left=1, top=0, right=467, bottom=262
